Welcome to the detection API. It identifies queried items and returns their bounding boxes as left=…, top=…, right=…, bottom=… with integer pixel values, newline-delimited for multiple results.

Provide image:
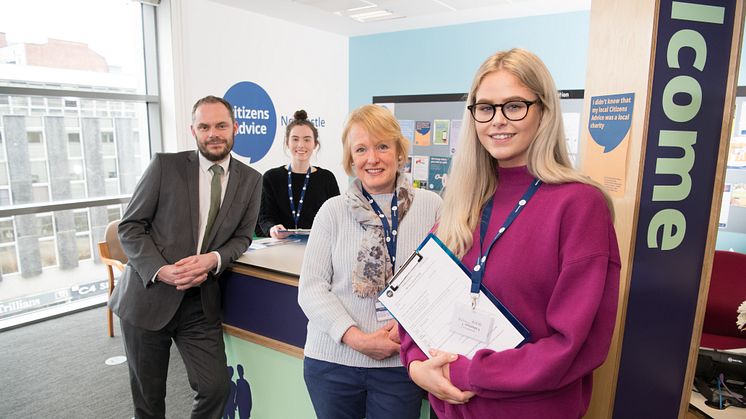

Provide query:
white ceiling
left=210, top=0, right=591, bottom=36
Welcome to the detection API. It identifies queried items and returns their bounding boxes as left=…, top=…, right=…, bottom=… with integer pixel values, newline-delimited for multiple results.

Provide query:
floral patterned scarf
left=346, top=173, right=413, bottom=298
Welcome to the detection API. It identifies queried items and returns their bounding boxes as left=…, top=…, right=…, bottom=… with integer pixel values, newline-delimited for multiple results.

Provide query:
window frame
left=0, top=2, right=160, bottom=324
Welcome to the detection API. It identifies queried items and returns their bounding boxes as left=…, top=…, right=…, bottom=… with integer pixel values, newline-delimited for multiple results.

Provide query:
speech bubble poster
left=224, top=81, right=277, bottom=163
left=584, top=92, right=635, bottom=197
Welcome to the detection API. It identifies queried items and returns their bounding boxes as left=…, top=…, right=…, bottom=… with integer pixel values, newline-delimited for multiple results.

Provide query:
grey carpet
left=0, top=306, right=194, bottom=418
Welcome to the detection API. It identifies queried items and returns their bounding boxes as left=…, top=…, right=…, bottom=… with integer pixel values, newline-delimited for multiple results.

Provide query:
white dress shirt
left=153, top=151, right=230, bottom=283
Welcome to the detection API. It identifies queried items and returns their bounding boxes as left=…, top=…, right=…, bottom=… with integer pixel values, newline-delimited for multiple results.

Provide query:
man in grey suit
left=110, top=95, right=262, bottom=419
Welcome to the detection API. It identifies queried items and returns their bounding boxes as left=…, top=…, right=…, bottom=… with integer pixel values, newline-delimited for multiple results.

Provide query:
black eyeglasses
left=467, top=100, right=539, bottom=123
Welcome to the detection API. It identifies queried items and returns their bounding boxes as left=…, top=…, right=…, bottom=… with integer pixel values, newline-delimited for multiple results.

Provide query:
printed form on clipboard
left=378, top=233, right=530, bottom=359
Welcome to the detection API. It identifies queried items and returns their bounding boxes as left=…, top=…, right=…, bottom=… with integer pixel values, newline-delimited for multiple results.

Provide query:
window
left=0, top=189, right=9, bottom=206
left=103, top=157, right=118, bottom=179
left=0, top=162, right=7, bottom=186
left=69, top=181, right=86, bottom=199
left=76, top=234, right=91, bottom=260
left=0, top=0, right=160, bottom=328
left=30, top=97, right=45, bottom=116
left=74, top=209, right=92, bottom=261
left=67, top=133, right=82, bottom=158
left=27, top=131, right=45, bottom=158
left=37, top=213, right=54, bottom=236
left=32, top=185, right=49, bottom=202
left=101, top=131, right=116, bottom=156
left=27, top=131, right=42, bottom=142
left=73, top=210, right=89, bottom=232
left=107, top=205, right=122, bottom=222
left=39, top=238, right=57, bottom=268
left=104, top=178, right=119, bottom=196
left=10, top=96, right=27, bottom=114
left=30, top=161, right=48, bottom=183
left=69, top=158, right=84, bottom=180
left=0, top=245, right=18, bottom=274
left=0, top=219, right=15, bottom=243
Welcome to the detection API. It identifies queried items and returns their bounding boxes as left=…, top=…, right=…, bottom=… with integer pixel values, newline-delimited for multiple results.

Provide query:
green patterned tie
left=201, top=164, right=224, bottom=253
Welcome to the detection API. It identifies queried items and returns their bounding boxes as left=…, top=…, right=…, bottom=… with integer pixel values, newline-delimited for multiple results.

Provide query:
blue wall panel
left=349, top=12, right=591, bottom=109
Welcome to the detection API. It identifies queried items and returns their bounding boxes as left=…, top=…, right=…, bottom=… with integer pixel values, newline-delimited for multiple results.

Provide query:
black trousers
left=120, top=289, right=229, bottom=419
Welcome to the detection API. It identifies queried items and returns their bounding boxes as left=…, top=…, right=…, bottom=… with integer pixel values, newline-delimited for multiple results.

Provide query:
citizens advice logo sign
left=224, top=81, right=276, bottom=162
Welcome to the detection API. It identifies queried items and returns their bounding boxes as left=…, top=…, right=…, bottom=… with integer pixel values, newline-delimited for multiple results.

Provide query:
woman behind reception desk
left=257, top=109, right=340, bottom=239
left=298, top=104, right=442, bottom=418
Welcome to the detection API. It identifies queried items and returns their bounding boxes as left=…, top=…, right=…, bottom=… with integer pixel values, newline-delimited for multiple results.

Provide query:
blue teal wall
left=715, top=231, right=746, bottom=253
left=349, top=10, right=746, bottom=252
left=350, top=10, right=746, bottom=109
left=349, top=11, right=590, bottom=110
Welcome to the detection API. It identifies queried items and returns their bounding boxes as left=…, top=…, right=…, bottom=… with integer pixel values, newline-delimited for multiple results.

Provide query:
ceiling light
left=347, top=0, right=376, bottom=12
left=331, top=1, right=403, bottom=24
left=349, top=9, right=392, bottom=21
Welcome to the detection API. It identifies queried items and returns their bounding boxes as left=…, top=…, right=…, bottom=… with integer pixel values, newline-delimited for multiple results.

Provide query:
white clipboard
left=378, top=233, right=530, bottom=359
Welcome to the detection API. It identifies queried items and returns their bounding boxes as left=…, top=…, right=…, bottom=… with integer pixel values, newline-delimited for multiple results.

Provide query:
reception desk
left=220, top=241, right=314, bottom=418
left=221, top=240, right=432, bottom=419
left=221, top=241, right=308, bottom=357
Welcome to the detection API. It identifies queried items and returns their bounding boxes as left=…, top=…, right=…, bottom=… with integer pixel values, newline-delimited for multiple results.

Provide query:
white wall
left=158, top=0, right=350, bottom=187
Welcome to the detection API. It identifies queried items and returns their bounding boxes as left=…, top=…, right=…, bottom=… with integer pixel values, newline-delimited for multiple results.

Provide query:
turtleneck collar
left=496, top=165, right=533, bottom=187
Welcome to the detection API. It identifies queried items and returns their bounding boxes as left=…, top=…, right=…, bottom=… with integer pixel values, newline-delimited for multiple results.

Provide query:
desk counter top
left=233, top=240, right=306, bottom=277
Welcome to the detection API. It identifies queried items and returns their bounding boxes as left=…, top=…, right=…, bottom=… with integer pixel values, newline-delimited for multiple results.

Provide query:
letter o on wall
left=662, top=75, right=702, bottom=123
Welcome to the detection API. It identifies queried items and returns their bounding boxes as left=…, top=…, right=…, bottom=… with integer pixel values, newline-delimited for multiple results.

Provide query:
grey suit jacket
left=109, top=151, right=262, bottom=331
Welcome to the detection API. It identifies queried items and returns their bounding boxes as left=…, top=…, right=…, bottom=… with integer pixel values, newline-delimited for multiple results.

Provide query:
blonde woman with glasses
left=399, top=49, right=621, bottom=419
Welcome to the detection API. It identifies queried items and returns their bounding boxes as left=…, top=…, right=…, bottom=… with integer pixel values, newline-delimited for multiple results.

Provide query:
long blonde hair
left=437, top=48, right=611, bottom=257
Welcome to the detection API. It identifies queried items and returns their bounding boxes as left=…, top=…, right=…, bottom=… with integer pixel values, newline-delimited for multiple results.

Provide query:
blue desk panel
left=221, top=270, right=308, bottom=349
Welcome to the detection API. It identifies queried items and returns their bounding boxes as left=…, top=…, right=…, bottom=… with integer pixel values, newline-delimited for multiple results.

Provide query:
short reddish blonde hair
left=341, top=105, right=409, bottom=176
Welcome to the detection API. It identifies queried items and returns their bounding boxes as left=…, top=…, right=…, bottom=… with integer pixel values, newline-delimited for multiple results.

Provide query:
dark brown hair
left=285, top=110, right=319, bottom=148
left=191, top=95, right=235, bottom=124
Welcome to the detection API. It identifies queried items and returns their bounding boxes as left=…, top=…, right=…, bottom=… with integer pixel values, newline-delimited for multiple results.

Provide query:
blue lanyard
left=470, top=178, right=542, bottom=307
left=287, top=164, right=311, bottom=229
left=361, top=188, right=399, bottom=275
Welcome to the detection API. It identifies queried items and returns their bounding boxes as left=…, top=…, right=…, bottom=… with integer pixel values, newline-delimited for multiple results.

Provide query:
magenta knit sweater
left=400, top=166, right=621, bottom=419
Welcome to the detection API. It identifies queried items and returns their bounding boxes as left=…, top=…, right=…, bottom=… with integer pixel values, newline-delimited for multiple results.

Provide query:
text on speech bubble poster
left=584, top=92, right=635, bottom=197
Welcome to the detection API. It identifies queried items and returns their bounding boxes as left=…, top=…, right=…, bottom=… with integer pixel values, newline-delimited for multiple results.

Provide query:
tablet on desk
left=248, top=237, right=302, bottom=250
left=283, top=228, right=311, bottom=235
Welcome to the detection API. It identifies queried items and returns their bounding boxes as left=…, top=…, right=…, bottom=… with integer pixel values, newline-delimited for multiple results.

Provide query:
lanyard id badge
left=287, top=164, right=311, bottom=229
left=451, top=302, right=494, bottom=342
left=361, top=188, right=399, bottom=276
left=375, top=300, right=394, bottom=321
left=362, top=187, right=399, bottom=321
left=469, top=179, right=541, bottom=307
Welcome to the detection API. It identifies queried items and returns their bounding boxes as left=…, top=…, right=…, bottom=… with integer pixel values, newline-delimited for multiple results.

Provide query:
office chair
left=97, top=220, right=127, bottom=337
left=700, top=250, right=746, bottom=350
